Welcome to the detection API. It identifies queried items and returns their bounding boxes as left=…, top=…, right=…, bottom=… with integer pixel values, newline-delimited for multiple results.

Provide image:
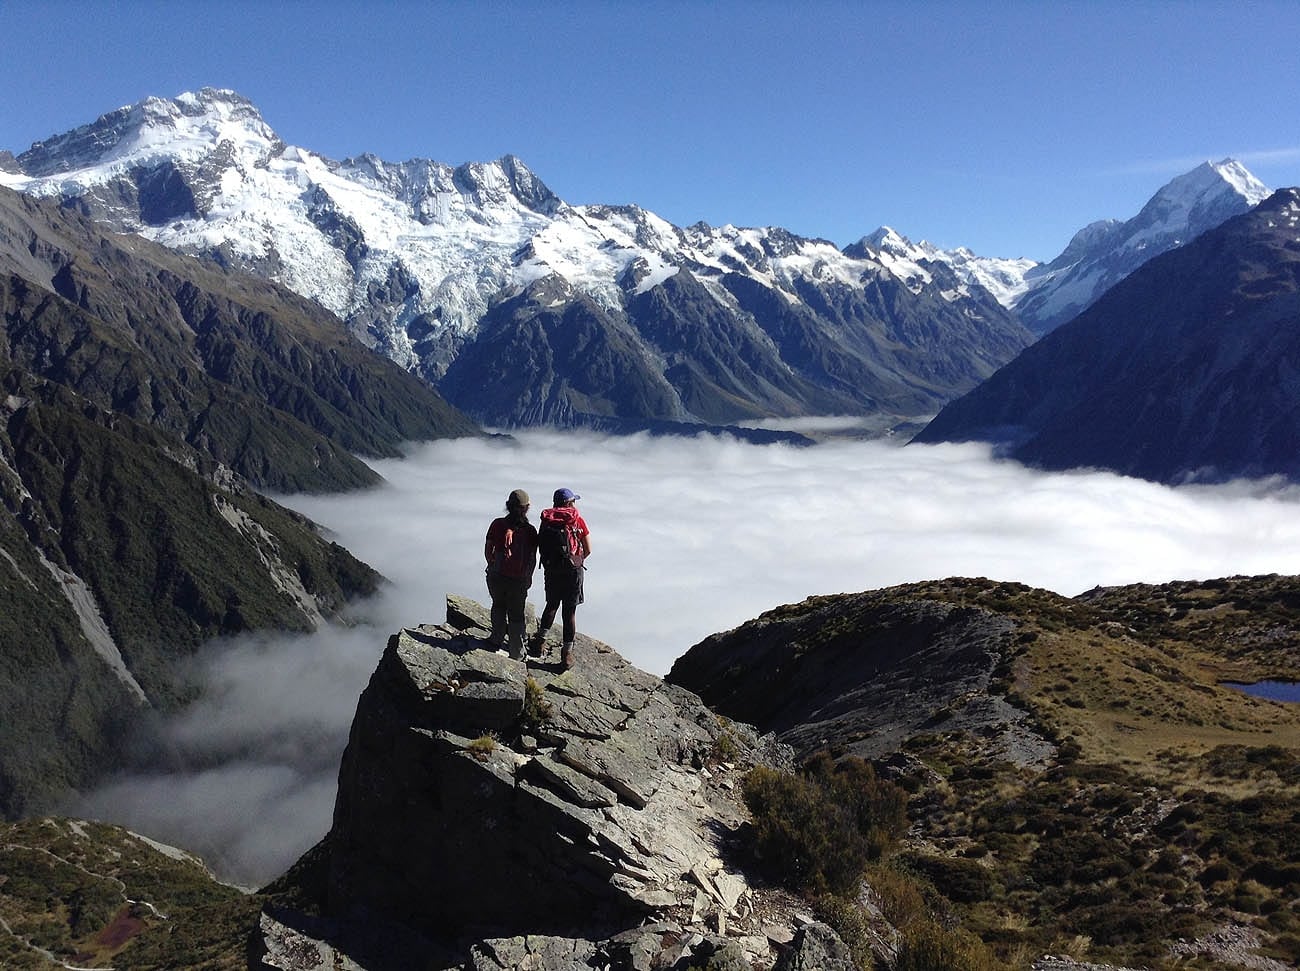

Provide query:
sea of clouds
left=70, top=428, right=1300, bottom=886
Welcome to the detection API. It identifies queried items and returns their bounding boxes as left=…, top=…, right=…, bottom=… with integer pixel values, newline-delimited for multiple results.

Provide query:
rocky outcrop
left=666, top=580, right=1054, bottom=766
left=260, top=595, right=835, bottom=970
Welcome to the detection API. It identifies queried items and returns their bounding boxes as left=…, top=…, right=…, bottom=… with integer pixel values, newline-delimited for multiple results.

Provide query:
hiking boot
left=528, top=631, right=548, bottom=657
left=561, top=642, right=574, bottom=670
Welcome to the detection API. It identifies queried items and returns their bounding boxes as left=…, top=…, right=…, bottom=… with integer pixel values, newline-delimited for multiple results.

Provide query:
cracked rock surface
left=260, top=595, right=802, bottom=970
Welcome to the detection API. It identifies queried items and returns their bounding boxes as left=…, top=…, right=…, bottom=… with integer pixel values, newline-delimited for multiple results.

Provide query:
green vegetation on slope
left=673, top=575, right=1300, bottom=969
left=0, top=818, right=259, bottom=970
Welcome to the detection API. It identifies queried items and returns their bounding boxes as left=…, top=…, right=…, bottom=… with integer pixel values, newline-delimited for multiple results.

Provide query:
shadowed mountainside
left=0, top=184, right=478, bottom=493
left=914, top=189, right=1300, bottom=484
left=0, top=185, right=478, bottom=818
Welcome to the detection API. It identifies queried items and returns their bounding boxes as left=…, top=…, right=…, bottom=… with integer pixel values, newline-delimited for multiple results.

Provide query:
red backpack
left=538, top=509, right=584, bottom=571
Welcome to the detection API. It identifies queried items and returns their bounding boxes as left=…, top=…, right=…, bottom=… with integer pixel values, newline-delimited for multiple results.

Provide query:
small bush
left=815, top=894, right=877, bottom=970
left=899, top=854, right=995, bottom=904
left=865, top=863, right=929, bottom=930
left=742, top=753, right=908, bottom=896
left=521, top=677, right=552, bottom=728
left=710, top=720, right=741, bottom=763
left=894, top=919, right=1004, bottom=971
left=466, top=735, right=497, bottom=761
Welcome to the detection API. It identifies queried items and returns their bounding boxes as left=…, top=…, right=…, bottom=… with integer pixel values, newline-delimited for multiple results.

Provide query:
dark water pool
left=1224, top=680, right=1300, bottom=703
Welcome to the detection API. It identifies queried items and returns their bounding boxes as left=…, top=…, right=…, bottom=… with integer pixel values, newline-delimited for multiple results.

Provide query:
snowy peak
left=1125, top=158, right=1271, bottom=254
left=1014, top=157, right=1271, bottom=334
left=16, top=88, right=280, bottom=178
left=853, top=226, right=1036, bottom=308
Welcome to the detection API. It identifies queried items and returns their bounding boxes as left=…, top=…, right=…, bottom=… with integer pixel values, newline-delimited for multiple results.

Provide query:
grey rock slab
left=528, top=752, right=619, bottom=809
left=772, top=921, right=857, bottom=971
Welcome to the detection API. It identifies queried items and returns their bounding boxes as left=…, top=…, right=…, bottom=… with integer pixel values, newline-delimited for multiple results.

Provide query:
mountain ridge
left=2, top=87, right=1034, bottom=432
left=912, top=188, right=1300, bottom=483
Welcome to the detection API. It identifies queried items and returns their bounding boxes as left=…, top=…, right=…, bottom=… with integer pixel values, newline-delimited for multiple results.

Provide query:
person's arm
left=485, top=521, right=497, bottom=565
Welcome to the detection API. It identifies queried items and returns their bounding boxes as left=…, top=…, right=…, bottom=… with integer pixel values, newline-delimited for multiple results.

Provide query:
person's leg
left=486, top=573, right=506, bottom=646
left=560, top=572, right=580, bottom=668
left=505, top=578, right=528, bottom=658
left=561, top=600, right=577, bottom=645
left=531, top=571, right=559, bottom=654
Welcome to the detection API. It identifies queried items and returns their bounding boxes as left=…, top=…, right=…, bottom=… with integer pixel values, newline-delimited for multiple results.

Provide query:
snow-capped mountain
left=1013, top=159, right=1271, bottom=334
left=2, top=88, right=1032, bottom=430
left=853, top=226, right=1038, bottom=308
left=863, top=160, right=1272, bottom=338
left=915, top=188, right=1300, bottom=483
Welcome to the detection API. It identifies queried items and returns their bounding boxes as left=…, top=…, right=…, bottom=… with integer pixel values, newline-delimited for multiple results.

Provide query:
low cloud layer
left=71, top=430, right=1300, bottom=886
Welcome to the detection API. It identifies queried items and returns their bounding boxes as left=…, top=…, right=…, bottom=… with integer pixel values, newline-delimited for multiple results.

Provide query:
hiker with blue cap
left=531, top=488, right=591, bottom=669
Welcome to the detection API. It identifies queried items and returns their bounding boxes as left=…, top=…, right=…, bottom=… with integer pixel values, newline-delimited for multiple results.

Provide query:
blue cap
left=553, top=487, right=580, bottom=503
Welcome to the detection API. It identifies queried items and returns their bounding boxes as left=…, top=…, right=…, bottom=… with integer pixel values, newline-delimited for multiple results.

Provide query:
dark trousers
left=486, top=572, right=529, bottom=654
left=540, top=567, right=583, bottom=643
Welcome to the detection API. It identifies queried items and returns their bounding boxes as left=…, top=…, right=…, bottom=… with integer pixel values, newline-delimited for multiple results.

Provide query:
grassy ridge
left=672, top=575, right=1300, bottom=968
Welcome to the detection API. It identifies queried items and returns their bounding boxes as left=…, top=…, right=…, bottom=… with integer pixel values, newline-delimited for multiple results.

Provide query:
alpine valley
left=4, top=87, right=1300, bottom=971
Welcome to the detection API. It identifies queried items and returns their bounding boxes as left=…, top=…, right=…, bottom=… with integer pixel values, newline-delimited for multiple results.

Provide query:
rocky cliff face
left=665, top=581, right=1053, bottom=766
left=259, top=595, right=866, bottom=970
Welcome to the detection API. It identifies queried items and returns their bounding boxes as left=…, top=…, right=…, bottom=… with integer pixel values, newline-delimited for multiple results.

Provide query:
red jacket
left=485, top=515, right=538, bottom=579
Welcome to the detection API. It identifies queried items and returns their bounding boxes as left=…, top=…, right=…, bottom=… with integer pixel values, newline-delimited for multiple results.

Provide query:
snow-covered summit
left=1013, top=157, right=1271, bottom=334
left=853, top=226, right=1037, bottom=307
left=1122, top=158, right=1270, bottom=256
left=15, top=88, right=279, bottom=180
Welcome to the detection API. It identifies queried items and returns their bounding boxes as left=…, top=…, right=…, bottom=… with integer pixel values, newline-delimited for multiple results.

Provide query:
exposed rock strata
left=667, top=583, right=1054, bottom=765
left=262, top=595, right=828, bottom=969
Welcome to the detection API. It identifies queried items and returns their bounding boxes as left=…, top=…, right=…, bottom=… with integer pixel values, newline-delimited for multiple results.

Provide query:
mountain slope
left=0, top=184, right=478, bottom=492
left=0, top=361, right=383, bottom=816
left=0, top=184, right=477, bottom=817
left=3, top=89, right=1033, bottom=430
left=912, top=188, right=1300, bottom=483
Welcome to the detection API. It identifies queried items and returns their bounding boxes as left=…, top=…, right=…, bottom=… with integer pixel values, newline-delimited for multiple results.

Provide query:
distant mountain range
left=914, top=188, right=1300, bottom=483
left=862, top=159, right=1271, bottom=336
left=3, top=90, right=1274, bottom=440
left=1, top=88, right=1035, bottom=431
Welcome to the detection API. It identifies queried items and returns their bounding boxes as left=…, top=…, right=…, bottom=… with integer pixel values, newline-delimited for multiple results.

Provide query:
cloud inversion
left=71, top=430, right=1300, bottom=886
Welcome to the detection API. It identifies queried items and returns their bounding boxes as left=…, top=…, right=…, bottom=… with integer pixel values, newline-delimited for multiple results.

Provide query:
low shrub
left=521, top=677, right=552, bottom=728
left=894, top=919, right=1004, bottom=971
left=742, top=753, right=907, bottom=896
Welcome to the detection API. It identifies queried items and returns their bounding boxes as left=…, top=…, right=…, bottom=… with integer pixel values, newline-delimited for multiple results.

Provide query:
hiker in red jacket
left=484, top=488, right=538, bottom=659
left=531, top=488, right=591, bottom=669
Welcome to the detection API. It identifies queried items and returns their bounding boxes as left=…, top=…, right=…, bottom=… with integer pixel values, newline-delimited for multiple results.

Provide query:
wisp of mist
left=70, top=428, right=1300, bottom=886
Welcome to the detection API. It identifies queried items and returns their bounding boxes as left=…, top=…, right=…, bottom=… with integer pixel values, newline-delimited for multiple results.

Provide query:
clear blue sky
left=4, top=0, right=1299, bottom=260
